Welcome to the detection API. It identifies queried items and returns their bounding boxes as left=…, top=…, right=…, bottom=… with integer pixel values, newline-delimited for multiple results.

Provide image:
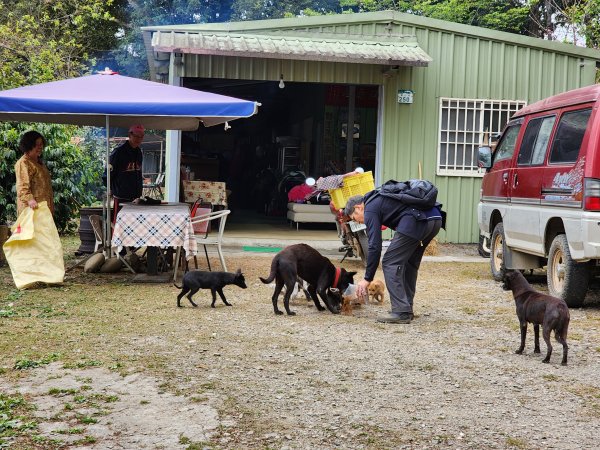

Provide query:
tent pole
left=105, top=116, right=112, bottom=257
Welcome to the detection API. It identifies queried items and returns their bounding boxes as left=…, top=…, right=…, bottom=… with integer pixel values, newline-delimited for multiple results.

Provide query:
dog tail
left=259, top=258, right=278, bottom=284
left=555, top=303, right=570, bottom=342
left=173, top=281, right=182, bottom=289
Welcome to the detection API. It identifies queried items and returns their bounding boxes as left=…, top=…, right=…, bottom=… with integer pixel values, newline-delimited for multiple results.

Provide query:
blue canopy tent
left=0, top=70, right=260, bottom=255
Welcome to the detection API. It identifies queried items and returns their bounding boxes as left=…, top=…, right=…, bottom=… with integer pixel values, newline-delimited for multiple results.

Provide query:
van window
left=493, top=124, right=521, bottom=164
left=517, top=116, right=556, bottom=166
left=549, top=108, right=592, bottom=164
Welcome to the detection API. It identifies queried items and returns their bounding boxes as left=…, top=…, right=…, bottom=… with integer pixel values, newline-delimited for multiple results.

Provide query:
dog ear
left=347, top=271, right=357, bottom=277
left=235, top=268, right=242, bottom=275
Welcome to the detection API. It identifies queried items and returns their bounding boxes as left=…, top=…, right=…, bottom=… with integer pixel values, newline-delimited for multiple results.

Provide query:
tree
left=0, top=0, right=125, bottom=89
left=109, top=0, right=235, bottom=78
left=541, top=0, right=600, bottom=48
left=0, top=1, right=123, bottom=232
left=340, top=0, right=530, bottom=34
left=230, top=0, right=341, bottom=20
left=0, top=123, right=104, bottom=233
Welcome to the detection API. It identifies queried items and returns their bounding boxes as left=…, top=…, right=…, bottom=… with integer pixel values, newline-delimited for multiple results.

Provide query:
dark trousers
left=382, top=219, right=442, bottom=314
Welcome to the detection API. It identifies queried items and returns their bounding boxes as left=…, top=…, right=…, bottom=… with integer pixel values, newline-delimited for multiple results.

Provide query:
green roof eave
left=149, top=31, right=432, bottom=66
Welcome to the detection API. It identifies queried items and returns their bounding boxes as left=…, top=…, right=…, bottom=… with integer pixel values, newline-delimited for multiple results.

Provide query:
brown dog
left=260, top=244, right=356, bottom=315
left=368, top=279, right=386, bottom=303
left=502, top=270, right=570, bottom=365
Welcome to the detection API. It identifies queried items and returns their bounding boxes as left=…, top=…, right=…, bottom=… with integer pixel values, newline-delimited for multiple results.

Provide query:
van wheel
left=547, top=234, right=589, bottom=308
left=490, top=223, right=506, bottom=281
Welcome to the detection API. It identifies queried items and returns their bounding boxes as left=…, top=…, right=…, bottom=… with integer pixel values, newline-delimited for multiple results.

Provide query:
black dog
left=260, top=243, right=356, bottom=315
left=502, top=270, right=570, bottom=365
left=175, top=269, right=247, bottom=308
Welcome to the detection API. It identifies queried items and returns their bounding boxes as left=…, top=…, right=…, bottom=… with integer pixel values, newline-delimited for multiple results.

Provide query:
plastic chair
left=190, top=209, right=231, bottom=272
left=143, top=173, right=164, bottom=199
left=89, top=214, right=104, bottom=253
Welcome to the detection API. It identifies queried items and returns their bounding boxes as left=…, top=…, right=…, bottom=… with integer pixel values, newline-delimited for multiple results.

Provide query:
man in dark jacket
left=107, top=124, right=145, bottom=223
left=343, top=180, right=444, bottom=324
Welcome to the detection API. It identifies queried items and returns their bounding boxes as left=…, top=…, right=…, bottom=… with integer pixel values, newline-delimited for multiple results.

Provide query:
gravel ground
left=2, top=245, right=600, bottom=449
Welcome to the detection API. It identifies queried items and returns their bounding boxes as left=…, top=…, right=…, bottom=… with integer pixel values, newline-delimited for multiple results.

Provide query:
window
left=493, top=124, right=521, bottom=164
left=549, top=108, right=592, bottom=164
left=438, top=98, right=526, bottom=176
left=517, top=116, right=556, bottom=166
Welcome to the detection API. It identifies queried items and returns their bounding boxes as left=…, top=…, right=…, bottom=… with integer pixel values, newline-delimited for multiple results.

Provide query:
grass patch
left=76, top=414, right=98, bottom=425
left=48, top=387, right=78, bottom=396
left=566, top=384, right=600, bottom=417
left=0, top=307, right=15, bottom=318
left=542, top=374, right=560, bottom=382
left=460, top=305, right=478, bottom=315
left=73, top=435, right=97, bottom=445
left=3, top=290, right=23, bottom=303
left=57, top=427, right=84, bottom=435
left=63, top=359, right=102, bottom=369
left=13, top=353, right=60, bottom=370
left=506, top=436, right=529, bottom=448
left=0, top=393, right=38, bottom=444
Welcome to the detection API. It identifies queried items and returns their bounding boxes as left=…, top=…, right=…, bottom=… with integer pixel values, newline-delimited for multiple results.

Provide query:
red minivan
left=478, top=84, right=600, bottom=307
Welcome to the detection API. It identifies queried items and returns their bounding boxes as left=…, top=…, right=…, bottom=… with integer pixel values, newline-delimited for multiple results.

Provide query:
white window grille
left=437, top=98, right=526, bottom=176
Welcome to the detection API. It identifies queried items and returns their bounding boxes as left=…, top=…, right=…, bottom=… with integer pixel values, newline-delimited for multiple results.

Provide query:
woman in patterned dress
left=15, top=130, right=55, bottom=216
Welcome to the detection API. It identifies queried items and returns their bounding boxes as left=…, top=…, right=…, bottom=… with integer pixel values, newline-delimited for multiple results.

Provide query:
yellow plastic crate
left=329, top=171, right=375, bottom=210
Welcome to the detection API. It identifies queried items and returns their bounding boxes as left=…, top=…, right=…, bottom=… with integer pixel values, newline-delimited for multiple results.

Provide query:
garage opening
left=180, top=78, right=379, bottom=228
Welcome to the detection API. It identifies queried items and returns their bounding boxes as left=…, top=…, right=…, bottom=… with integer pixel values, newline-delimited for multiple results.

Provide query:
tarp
left=0, top=71, right=260, bottom=255
left=0, top=72, right=259, bottom=130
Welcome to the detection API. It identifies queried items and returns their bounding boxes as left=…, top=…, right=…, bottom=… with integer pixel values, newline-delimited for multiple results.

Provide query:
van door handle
left=503, top=173, right=508, bottom=184
left=513, top=173, right=518, bottom=187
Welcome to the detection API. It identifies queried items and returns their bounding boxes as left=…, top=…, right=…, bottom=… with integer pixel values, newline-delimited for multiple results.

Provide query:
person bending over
left=343, top=182, right=444, bottom=324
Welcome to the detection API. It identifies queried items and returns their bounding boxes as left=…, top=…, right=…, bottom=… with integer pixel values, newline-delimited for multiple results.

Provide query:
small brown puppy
left=341, top=295, right=354, bottom=315
left=502, top=270, right=570, bottom=365
left=368, top=279, right=386, bottom=303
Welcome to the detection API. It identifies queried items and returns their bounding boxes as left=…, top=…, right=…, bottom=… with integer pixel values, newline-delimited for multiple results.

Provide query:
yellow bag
left=3, top=201, right=65, bottom=289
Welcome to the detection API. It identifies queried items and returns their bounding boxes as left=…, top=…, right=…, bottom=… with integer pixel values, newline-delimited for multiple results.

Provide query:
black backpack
left=367, top=179, right=438, bottom=210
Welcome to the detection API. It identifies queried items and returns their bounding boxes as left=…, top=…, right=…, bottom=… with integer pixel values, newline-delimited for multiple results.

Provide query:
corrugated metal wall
left=380, top=23, right=597, bottom=242
left=178, top=19, right=598, bottom=243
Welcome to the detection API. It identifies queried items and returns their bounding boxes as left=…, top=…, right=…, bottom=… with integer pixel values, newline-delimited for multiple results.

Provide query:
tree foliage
left=340, top=0, right=600, bottom=47
left=0, top=123, right=104, bottom=233
left=230, top=0, right=341, bottom=20
left=108, top=0, right=234, bottom=78
left=0, top=0, right=125, bottom=89
left=0, top=1, right=120, bottom=231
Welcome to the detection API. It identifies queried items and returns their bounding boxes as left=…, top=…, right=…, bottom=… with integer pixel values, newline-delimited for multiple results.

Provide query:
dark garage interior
left=178, top=79, right=379, bottom=225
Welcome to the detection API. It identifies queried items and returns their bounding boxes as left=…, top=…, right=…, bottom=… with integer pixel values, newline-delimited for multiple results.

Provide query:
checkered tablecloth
left=111, top=203, right=197, bottom=256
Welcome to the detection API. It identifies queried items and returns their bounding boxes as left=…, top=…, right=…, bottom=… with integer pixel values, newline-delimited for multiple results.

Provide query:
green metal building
left=142, top=10, right=600, bottom=243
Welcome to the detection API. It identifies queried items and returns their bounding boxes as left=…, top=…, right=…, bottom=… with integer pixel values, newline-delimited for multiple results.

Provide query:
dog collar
left=332, top=267, right=341, bottom=289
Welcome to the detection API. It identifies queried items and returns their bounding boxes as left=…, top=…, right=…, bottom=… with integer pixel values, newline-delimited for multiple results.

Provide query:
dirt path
left=2, top=250, right=600, bottom=449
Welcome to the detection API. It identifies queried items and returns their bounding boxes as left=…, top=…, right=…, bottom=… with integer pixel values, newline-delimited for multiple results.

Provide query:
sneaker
left=376, top=312, right=412, bottom=324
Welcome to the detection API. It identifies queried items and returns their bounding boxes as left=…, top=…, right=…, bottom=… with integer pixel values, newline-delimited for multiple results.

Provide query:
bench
left=287, top=203, right=336, bottom=230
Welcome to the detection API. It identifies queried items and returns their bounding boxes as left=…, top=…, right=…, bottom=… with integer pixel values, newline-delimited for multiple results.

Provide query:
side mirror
left=478, top=146, right=492, bottom=169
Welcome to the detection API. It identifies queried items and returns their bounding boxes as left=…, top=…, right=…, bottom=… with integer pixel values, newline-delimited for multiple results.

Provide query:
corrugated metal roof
left=143, top=10, right=600, bottom=59
left=150, top=31, right=432, bottom=66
